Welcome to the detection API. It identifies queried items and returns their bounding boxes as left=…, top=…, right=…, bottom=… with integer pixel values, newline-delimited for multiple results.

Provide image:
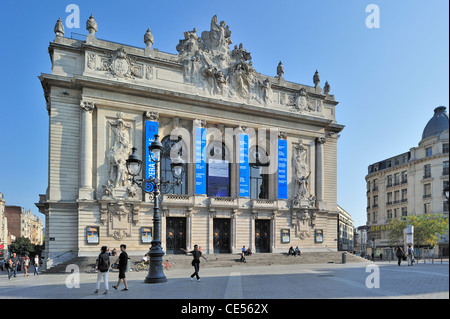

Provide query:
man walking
left=11, top=253, right=19, bottom=278
left=181, top=245, right=208, bottom=281
left=407, top=244, right=414, bottom=266
left=113, top=244, right=129, bottom=291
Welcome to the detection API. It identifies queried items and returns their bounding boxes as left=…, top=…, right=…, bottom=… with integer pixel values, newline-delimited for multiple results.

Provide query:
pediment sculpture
left=176, top=15, right=273, bottom=105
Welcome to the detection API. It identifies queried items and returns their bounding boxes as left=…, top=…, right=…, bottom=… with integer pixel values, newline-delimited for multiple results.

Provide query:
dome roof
left=421, top=106, right=449, bottom=140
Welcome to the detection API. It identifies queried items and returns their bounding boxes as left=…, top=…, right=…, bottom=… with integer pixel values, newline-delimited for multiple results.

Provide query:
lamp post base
left=144, top=246, right=167, bottom=284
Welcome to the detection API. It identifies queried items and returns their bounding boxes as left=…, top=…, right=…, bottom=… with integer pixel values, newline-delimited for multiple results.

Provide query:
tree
left=388, top=214, right=449, bottom=248
left=9, top=237, right=35, bottom=256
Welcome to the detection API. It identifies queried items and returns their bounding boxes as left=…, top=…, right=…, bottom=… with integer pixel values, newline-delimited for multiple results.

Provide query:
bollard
left=342, top=252, right=347, bottom=264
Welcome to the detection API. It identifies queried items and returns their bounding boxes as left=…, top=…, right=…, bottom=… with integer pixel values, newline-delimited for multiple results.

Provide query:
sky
left=0, top=0, right=448, bottom=228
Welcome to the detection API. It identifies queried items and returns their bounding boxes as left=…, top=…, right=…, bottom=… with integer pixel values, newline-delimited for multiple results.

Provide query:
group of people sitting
left=288, top=246, right=302, bottom=256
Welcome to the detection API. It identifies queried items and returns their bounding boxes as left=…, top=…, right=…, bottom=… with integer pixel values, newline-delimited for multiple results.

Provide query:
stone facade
left=4, top=206, right=44, bottom=246
left=36, top=15, right=344, bottom=268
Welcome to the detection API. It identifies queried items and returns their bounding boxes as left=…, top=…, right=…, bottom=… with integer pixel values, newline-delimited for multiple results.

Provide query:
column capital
left=80, top=100, right=95, bottom=113
left=316, top=137, right=326, bottom=144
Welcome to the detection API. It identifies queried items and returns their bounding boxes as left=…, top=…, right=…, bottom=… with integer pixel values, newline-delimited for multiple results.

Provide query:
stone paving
left=0, top=261, right=448, bottom=300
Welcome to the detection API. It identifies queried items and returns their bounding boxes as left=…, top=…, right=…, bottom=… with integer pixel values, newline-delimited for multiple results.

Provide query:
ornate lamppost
left=126, top=134, right=185, bottom=283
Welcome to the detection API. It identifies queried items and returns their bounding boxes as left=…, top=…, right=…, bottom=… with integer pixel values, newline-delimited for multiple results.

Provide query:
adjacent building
left=4, top=206, right=44, bottom=246
left=337, top=205, right=354, bottom=251
left=36, top=15, right=345, bottom=268
left=366, top=106, right=449, bottom=257
left=0, top=193, right=8, bottom=258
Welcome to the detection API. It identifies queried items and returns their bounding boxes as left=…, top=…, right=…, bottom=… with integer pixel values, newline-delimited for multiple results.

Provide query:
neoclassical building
left=36, top=15, right=344, bottom=268
left=366, top=106, right=449, bottom=257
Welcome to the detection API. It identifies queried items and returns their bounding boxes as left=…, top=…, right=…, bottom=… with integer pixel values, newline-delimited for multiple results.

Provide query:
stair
left=43, top=252, right=367, bottom=273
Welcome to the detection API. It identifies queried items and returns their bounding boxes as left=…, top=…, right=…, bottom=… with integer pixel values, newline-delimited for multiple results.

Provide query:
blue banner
left=145, top=120, right=159, bottom=180
left=195, top=127, right=207, bottom=195
left=239, top=134, right=249, bottom=197
left=278, top=139, right=288, bottom=199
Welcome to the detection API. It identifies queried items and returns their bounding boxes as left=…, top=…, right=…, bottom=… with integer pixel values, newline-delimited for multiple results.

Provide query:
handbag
left=402, top=254, right=407, bottom=261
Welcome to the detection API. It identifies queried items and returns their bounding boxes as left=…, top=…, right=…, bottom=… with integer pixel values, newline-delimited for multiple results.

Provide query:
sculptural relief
left=292, top=139, right=316, bottom=208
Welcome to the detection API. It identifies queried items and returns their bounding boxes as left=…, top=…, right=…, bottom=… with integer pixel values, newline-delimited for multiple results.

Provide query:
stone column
left=79, top=100, right=95, bottom=199
left=315, top=137, right=326, bottom=210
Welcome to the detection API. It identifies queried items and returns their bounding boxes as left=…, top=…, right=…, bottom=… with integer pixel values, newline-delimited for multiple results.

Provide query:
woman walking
left=181, top=245, right=208, bottom=281
left=23, top=257, right=30, bottom=276
left=94, top=246, right=110, bottom=295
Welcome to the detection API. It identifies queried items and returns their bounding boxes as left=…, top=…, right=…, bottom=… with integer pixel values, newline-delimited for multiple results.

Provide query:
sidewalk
left=0, top=261, right=448, bottom=299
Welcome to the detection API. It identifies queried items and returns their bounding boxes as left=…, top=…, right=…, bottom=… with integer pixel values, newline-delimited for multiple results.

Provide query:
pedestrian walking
left=94, top=246, right=110, bottom=295
left=396, top=246, right=403, bottom=266
left=11, top=253, right=19, bottom=278
left=112, top=244, right=128, bottom=291
left=181, top=245, right=208, bottom=281
left=34, top=255, right=40, bottom=276
left=407, top=244, right=414, bottom=266
left=23, top=256, right=30, bottom=276
left=5, top=258, right=13, bottom=280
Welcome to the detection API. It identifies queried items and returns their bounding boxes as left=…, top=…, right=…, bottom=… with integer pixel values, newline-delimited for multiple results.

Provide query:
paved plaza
left=0, top=261, right=448, bottom=300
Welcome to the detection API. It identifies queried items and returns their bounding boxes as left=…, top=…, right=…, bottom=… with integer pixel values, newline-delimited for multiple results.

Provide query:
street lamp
left=126, top=134, right=185, bottom=283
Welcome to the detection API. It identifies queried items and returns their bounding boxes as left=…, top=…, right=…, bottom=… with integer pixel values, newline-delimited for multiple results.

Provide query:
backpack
left=98, top=254, right=109, bottom=272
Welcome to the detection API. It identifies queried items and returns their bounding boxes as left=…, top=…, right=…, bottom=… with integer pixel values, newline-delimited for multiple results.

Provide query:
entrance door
left=255, top=219, right=270, bottom=253
left=166, top=217, right=186, bottom=254
left=213, top=218, right=231, bottom=253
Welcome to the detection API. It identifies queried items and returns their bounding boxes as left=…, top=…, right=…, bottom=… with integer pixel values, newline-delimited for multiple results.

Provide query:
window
left=373, top=195, right=378, bottom=207
left=387, top=192, right=392, bottom=205
left=394, top=190, right=400, bottom=203
left=443, top=143, right=449, bottom=154
left=372, top=179, right=378, bottom=191
left=394, top=173, right=400, bottom=185
left=207, top=141, right=231, bottom=197
left=424, top=202, right=431, bottom=214
left=401, top=189, right=407, bottom=202
left=423, top=183, right=431, bottom=198
left=160, top=136, right=188, bottom=195
left=387, top=175, right=392, bottom=187
left=401, top=207, right=407, bottom=217
left=443, top=161, right=449, bottom=176
left=426, top=147, right=432, bottom=157
left=387, top=209, right=392, bottom=219
left=249, top=146, right=269, bottom=199
left=424, top=164, right=431, bottom=179
left=444, top=201, right=449, bottom=213
left=401, top=171, right=407, bottom=184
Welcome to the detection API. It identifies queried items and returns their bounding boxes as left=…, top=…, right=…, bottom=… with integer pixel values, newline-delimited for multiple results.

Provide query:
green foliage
left=9, top=237, right=35, bottom=256
left=388, top=214, right=449, bottom=247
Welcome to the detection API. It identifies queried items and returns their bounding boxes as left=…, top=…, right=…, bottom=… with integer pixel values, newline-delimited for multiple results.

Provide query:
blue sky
left=0, top=0, right=448, bottom=228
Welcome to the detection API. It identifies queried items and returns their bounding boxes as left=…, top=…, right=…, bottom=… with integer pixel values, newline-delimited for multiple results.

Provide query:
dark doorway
left=166, top=217, right=186, bottom=254
left=213, top=218, right=231, bottom=253
left=255, top=219, right=270, bottom=253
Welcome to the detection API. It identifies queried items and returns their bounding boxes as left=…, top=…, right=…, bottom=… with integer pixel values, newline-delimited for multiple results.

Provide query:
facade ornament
left=260, top=78, right=272, bottom=105
left=294, top=88, right=314, bottom=113
left=193, top=118, right=206, bottom=128
left=276, top=61, right=284, bottom=79
left=144, top=28, right=154, bottom=49
left=86, top=14, right=98, bottom=35
left=323, top=81, right=330, bottom=95
left=293, top=211, right=317, bottom=239
left=104, top=113, right=133, bottom=199
left=292, top=139, right=316, bottom=208
left=313, top=70, right=320, bottom=87
left=80, top=100, right=95, bottom=113
left=278, top=131, right=287, bottom=140
left=54, top=18, right=65, bottom=37
left=316, top=137, right=326, bottom=144
left=145, top=111, right=159, bottom=121
left=98, top=48, right=142, bottom=79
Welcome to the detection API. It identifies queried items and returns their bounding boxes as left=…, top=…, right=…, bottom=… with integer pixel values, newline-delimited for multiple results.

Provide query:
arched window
left=249, top=146, right=269, bottom=199
left=160, top=136, right=188, bottom=195
left=207, top=141, right=231, bottom=197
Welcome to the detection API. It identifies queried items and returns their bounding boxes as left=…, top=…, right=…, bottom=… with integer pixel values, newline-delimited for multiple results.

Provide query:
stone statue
left=292, top=138, right=315, bottom=208
left=260, top=78, right=272, bottom=104
left=277, top=61, right=284, bottom=79
left=54, top=18, right=65, bottom=37
left=313, top=70, right=320, bottom=87
left=107, top=113, right=132, bottom=191
left=323, top=81, right=330, bottom=95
